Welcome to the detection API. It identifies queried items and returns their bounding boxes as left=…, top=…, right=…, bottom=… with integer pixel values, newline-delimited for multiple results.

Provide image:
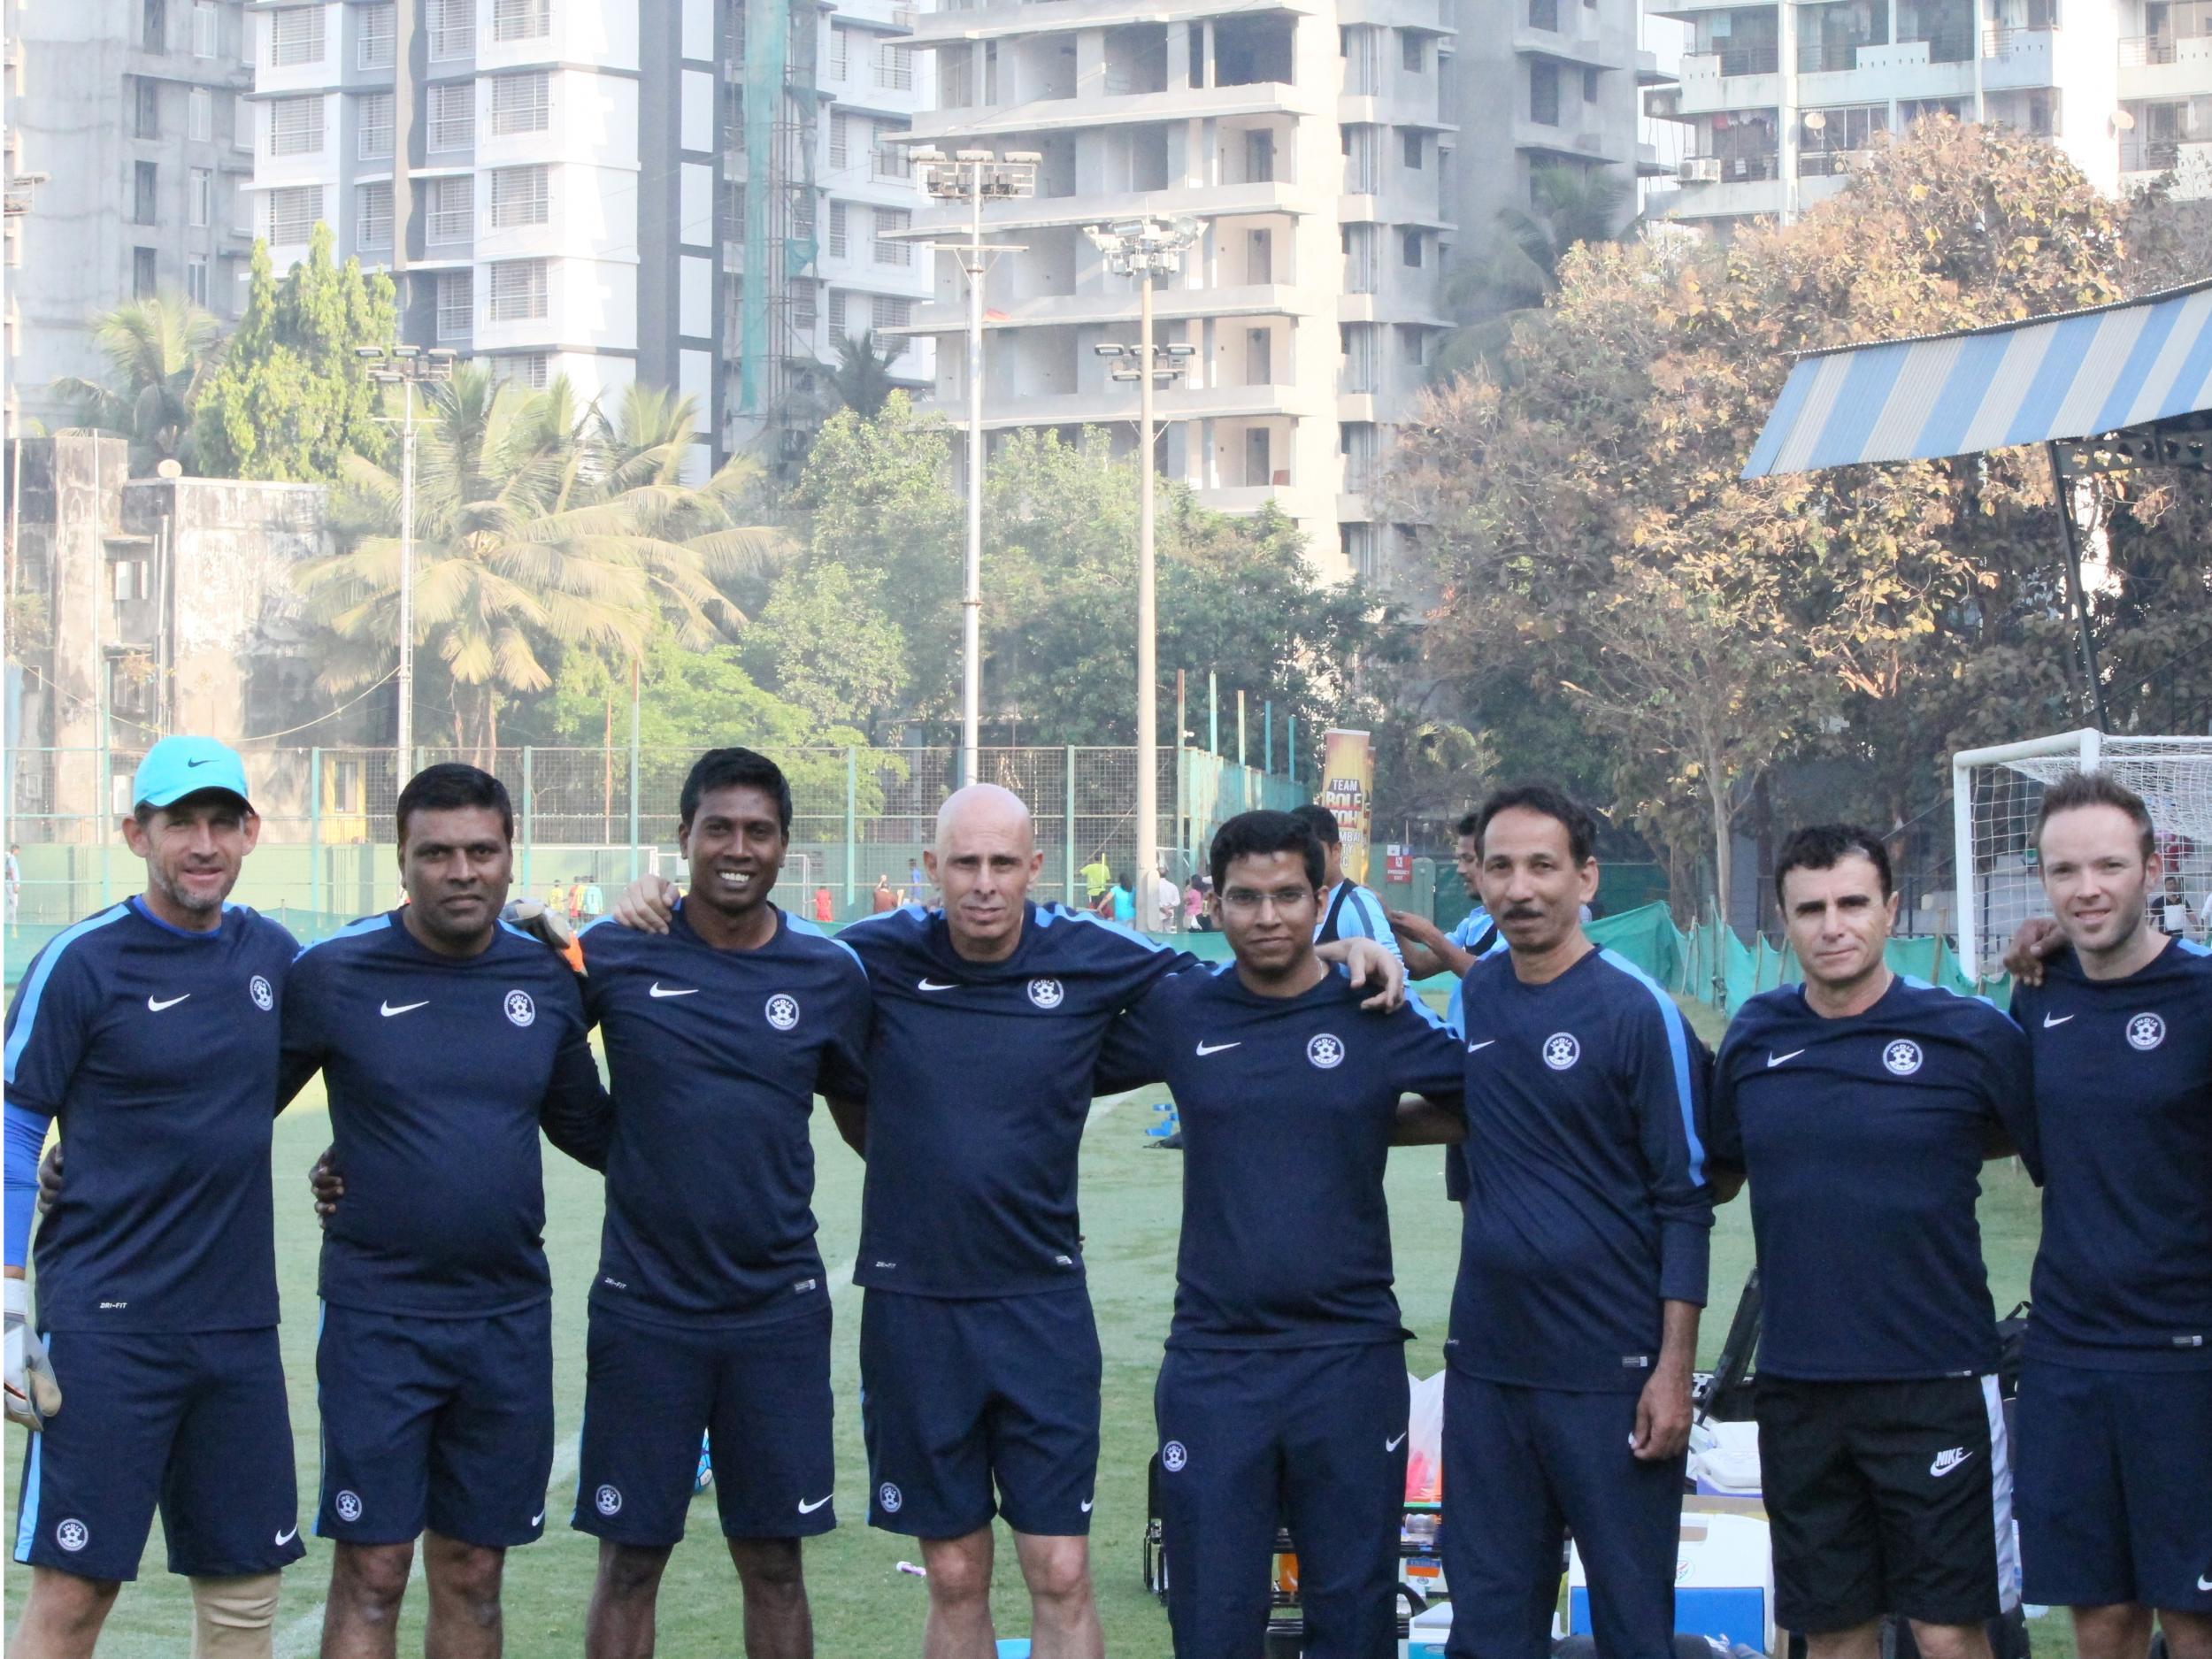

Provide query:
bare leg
left=12, top=1566, right=121, bottom=1659
left=420, top=1532, right=504, bottom=1659
left=2154, top=1610, right=2212, bottom=1659
left=2072, top=1604, right=2156, bottom=1659
left=322, top=1540, right=416, bottom=1659
left=1909, top=1620, right=1996, bottom=1659
left=1012, top=1531, right=1101, bottom=1659
left=919, top=1525, right=997, bottom=1659
left=729, top=1537, right=811, bottom=1659
left=585, top=1540, right=672, bottom=1659
left=1805, top=1620, right=1883, bottom=1659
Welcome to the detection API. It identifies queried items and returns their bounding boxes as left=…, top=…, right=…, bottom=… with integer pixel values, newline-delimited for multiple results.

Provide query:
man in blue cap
left=4, top=736, right=307, bottom=1658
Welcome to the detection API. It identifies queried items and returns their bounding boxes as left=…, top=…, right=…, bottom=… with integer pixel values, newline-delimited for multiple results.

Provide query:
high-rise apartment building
left=900, top=0, right=1455, bottom=581
left=1647, top=0, right=2212, bottom=227
left=9, top=0, right=254, bottom=434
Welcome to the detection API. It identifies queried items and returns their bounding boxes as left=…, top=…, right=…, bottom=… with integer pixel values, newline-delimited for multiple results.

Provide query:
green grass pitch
left=4, top=997, right=2058, bottom=1656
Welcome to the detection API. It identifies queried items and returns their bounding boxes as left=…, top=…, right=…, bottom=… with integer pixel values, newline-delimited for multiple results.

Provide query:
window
left=426, top=175, right=473, bottom=242
left=792, top=281, right=818, bottom=331
left=186, top=257, right=210, bottom=305
left=267, top=183, right=321, bottom=242
left=437, top=271, right=472, bottom=339
left=358, top=92, right=395, bottom=159
left=429, top=82, right=475, bottom=150
left=872, top=207, right=910, bottom=265
left=872, top=294, right=911, bottom=332
left=134, top=79, right=160, bottom=139
left=189, top=166, right=212, bottom=227
left=271, top=96, right=326, bottom=156
left=1402, top=30, right=1423, bottom=69
left=491, top=352, right=549, bottom=388
left=1399, top=323, right=1426, bottom=364
left=1402, top=129, right=1422, bottom=167
left=359, top=4, right=396, bottom=68
left=490, top=73, right=550, bottom=134
left=271, top=6, right=324, bottom=65
left=1584, top=65, right=1599, bottom=101
left=428, top=0, right=474, bottom=60
left=192, top=1, right=217, bottom=57
left=1528, top=0, right=1558, bottom=26
left=827, top=201, right=848, bottom=257
left=874, top=43, right=914, bottom=89
left=488, top=258, right=549, bottom=320
left=828, top=25, right=849, bottom=79
left=1246, top=326, right=1271, bottom=384
left=134, top=162, right=159, bottom=225
left=1401, top=228, right=1423, bottom=266
left=188, top=87, right=212, bottom=141
left=357, top=181, right=393, bottom=249
left=829, top=111, right=849, bottom=168
left=494, top=0, right=551, bottom=41
left=1530, top=58, right=1560, bottom=125
left=134, top=246, right=158, bottom=297
left=827, top=289, right=847, bottom=335
left=489, top=165, right=549, bottom=227
left=1246, top=129, right=1275, bottom=181
left=143, top=0, right=167, bottom=51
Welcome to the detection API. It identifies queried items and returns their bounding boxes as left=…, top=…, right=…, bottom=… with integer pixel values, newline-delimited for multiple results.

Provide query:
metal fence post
left=844, top=747, right=858, bottom=917
left=627, top=663, right=642, bottom=880
left=309, top=749, right=323, bottom=923
left=520, top=747, right=534, bottom=897
left=1287, top=718, right=1297, bottom=789
left=1063, top=746, right=1077, bottom=907
left=1208, top=671, right=1218, bottom=755
left=1264, top=700, right=1273, bottom=775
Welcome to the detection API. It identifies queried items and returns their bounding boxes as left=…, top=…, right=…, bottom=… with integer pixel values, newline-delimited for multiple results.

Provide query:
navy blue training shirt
left=839, top=901, right=1198, bottom=1298
left=280, top=912, right=611, bottom=1318
left=580, top=902, right=871, bottom=1329
left=1099, top=964, right=1464, bottom=1348
left=2010, top=938, right=2212, bottom=1370
left=1448, top=945, right=1715, bottom=1392
left=4, top=898, right=296, bottom=1333
left=1709, top=976, right=2033, bottom=1380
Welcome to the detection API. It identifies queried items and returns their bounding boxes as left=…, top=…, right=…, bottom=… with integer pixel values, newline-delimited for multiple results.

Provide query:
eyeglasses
left=1218, top=887, right=1314, bottom=914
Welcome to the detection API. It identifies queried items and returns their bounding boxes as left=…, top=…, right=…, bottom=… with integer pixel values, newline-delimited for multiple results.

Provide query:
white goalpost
left=1952, top=729, right=2212, bottom=979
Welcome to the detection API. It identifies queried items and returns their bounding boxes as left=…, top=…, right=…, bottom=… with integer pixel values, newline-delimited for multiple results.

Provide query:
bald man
left=615, top=787, right=1402, bottom=1659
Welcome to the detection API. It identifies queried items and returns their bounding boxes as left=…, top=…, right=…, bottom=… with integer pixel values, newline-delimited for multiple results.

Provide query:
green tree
left=826, top=333, right=902, bottom=419
left=743, top=560, right=907, bottom=738
left=48, top=293, right=223, bottom=472
left=191, top=229, right=399, bottom=481
left=1432, top=164, right=1634, bottom=386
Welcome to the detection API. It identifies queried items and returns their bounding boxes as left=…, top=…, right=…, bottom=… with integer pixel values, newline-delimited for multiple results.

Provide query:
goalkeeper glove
left=4, top=1277, right=60, bottom=1431
left=502, top=898, right=584, bottom=975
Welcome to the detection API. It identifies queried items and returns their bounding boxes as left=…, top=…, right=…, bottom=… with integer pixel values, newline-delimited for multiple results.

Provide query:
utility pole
left=1087, top=217, right=1201, bottom=927
left=360, top=344, right=457, bottom=772
left=913, top=148, right=1038, bottom=787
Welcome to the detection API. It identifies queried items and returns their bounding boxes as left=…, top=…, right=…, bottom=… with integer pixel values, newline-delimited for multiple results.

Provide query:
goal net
left=1952, top=730, right=2212, bottom=979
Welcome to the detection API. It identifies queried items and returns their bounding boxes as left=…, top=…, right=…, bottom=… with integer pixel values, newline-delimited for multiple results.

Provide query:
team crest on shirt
left=877, top=1482, right=903, bottom=1514
left=1542, top=1033, right=1580, bottom=1071
left=503, top=989, right=536, bottom=1027
left=1307, top=1033, right=1345, bottom=1069
left=1161, top=1440, right=1189, bottom=1472
left=1883, top=1039, right=1923, bottom=1076
left=2126, top=1012, right=2166, bottom=1051
left=249, top=974, right=274, bottom=1011
left=1027, top=977, right=1065, bottom=1010
left=595, top=1485, right=623, bottom=1517
left=765, top=994, right=801, bottom=1031
left=54, top=1519, right=88, bottom=1553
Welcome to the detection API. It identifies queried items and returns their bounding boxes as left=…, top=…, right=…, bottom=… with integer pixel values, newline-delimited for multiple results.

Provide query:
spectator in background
left=568, top=877, right=589, bottom=924
left=872, top=873, right=899, bottom=914
left=1288, top=803, right=1404, bottom=964
left=1154, top=866, right=1179, bottom=933
left=581, top=879, right=606, bottom=922
left=2156, top=872, right=2198, bottom=939
left=1081, top=853, right=1113, bottom=908
left=1184, top=877, right=1206, bottom=933
left=813, top=886, right=835, bottom=925
left=1110, top=873, right=1137, bottom=926
left=907, top=860, right=926, bottom=905
left=4, top=842, right=19, bottom=934
left=549, top=877, right=572, bottom=915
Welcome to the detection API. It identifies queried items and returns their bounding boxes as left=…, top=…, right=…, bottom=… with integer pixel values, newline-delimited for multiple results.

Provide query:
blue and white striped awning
left=1743, top=277, right=2212, bottom=479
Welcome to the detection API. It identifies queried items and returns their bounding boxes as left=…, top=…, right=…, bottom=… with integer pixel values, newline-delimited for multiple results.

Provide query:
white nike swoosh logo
left=1767, top=1049, right=1806, bottom=1067
left=797, top=1494, right=832, bottom=1514
left=1467, top=1040, right=1495, bottom=1052
left=530, top=1509, right=545, bottom=1527
left=918, top=978, right=959, bottom=991
left=274, top=1525, right=298, bottom=1547
left=1195, top=1041, right=1241, bottom=1056
left=1079, top=1499, right=1094, bottom=1512
left=2198, top=1573, right=2212, bottom=1593
left=147, top=994, right=191, bottom=1011
left=649, top=983, right=698, bottom=998
left=380, top=1000, right=428, bottom=1018
left=1930, top=1449, right=1972, bottom=1478
left=2042, top=1012, right=2073, bottom=1027
left=1386, top=1432, right=1407, bottom=1451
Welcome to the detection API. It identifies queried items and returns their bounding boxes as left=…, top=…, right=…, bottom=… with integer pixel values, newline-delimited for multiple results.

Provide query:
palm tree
left=1432, top=165, right=1634, bottom=384
left=826, top=332, right=901, bottom=419
left=296, top=365, right=788, bottom=757
left=48, top=294, right=224, bottom=472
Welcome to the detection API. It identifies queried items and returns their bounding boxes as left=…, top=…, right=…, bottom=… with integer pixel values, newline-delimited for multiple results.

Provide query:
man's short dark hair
left=680, top=747, right=793, bottom=836
left=1453, top=810, right=1480, bottom=841
left=1472, top=784, right=1596, bottom=866
left=396, top=764, right=512, bottom=844
left=2035, top=770, right=2156, bottom=861
left=1211, top=809, right=1325, bottom=892
left=1289, top=803, right=1340, bottom=847
left=1774, top=824, right=1893, bottom=904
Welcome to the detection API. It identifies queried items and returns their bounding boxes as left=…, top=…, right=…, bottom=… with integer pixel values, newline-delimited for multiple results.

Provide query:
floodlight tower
left=358, top=344, right=459, bottom=771
left=913, top=148, right=1040, bottom=787
left=1086, top=217, right=1202, bottom=924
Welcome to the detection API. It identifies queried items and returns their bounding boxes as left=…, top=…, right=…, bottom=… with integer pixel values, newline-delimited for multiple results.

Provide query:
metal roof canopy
left=1740, top=277, right=2212, bottom=732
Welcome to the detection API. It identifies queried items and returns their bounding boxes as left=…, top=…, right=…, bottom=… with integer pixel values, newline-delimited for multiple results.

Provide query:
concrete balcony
left=905, top=0, right=1312, bottom=44
left=1979, top=25, right=2059, bottom=90
left=1674, top=50, right=1781, bottom=116
left=1337, top=190, right=1452, bottom=227
left=1336, top=0, right=1455, bottom=33
left=1637, top=47, right=1671, bottom=84
left=1338, top=93, right=1455, bottom=127
left=911, top=280, right=1310, bottom=333
left=908, top=179, right=1308, bottom=235
left=1337, top=391, right=1380, bottom=420
left=1336, top=291, right=1453, bottom=326
left=1841, top=36, right=1978, bottom=93
left=2117, top=34, right=2212, bottom=99
left=2123, top=137, right=2212, bottom=188
left=1513, top=118, right=1634, bottom=164
left=1510, top=25, right=1617, bottom=66
left=1662, top=171, right=1785, bottom=219
left=912, top=79, right=1322, bottom=140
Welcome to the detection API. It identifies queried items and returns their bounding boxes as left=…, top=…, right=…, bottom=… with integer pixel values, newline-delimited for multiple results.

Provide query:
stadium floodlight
left=359, top=344, right=462, bottom=774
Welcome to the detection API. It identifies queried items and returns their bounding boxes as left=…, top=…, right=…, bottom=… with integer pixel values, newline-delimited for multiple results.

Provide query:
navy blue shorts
left=12, top=1326, right=305, bottom=1584
left=573, top=1300, right=835, bottom=1547
left=1155, top=1340, right=1409, bottom=1659
left=2015, top=1359, right=2212, bottom=1611
left=859, top=1286, right=1101, bottom=1539
left=1440, top=1372, right=1686, bottom=1659
left=314, top=1300, right=554, bottom=1550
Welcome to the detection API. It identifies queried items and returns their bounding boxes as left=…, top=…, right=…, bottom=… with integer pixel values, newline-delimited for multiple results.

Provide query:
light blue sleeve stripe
left=1057, top=906, right=1173, bottom=954
left=1351, top=887, right=1403, bottom=958
left=1403, top=993, right=1451, bottom=1033
left=4, top=905, right=130, bottom=1087
left=1600, top=949, right=1706, bottom=1185
left=784, top=913, right=867, bottom=974
left=12, top=1389, right=42, bottom=1560
left=290, top=912, right=394, bottom=961
left=2176, top=938, right=2211, bottom=957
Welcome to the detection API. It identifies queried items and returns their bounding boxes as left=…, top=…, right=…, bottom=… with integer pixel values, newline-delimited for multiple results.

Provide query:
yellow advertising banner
left=1318, top=729, right=1375, bottom=886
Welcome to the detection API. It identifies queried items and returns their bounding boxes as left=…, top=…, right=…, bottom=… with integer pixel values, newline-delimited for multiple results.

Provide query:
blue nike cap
left=132, top=736, right=254, bottom=811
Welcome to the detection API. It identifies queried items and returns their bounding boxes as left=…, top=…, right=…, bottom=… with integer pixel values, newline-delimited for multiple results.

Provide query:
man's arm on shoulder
left=539, top=979, right=613, bottom=1171
left=1703, top=1018, right=1749, bottom=1205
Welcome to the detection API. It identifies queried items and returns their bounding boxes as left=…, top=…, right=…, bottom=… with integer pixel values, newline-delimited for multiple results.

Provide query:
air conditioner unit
left=1679, top=156, right=1723, bottom=181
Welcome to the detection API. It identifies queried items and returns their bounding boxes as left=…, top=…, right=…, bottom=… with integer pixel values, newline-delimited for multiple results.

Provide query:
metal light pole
left=913, top=148, right=1038, bottom=787
left=1087, top=218, right=1201, bottom=927
left=360, top=344, right=458, bottom=772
